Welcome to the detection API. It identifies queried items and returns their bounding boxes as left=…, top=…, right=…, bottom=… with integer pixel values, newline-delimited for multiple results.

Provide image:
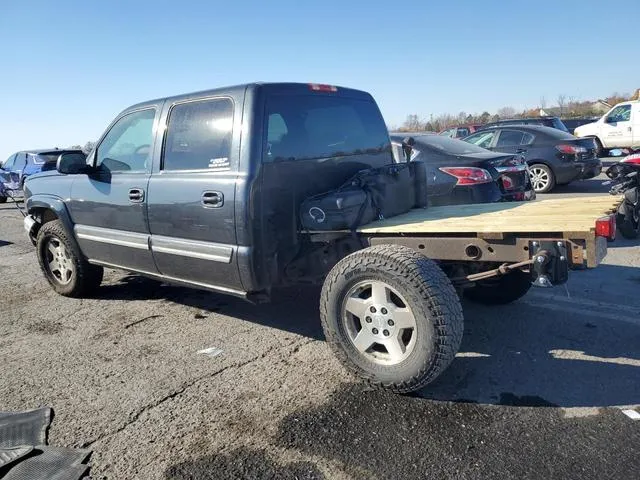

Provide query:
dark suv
left=479, top=117, right=569, bottom=133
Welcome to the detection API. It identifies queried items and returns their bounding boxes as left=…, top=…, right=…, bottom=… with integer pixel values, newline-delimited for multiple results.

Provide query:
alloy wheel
left=529, top=167, right=550, bottom=192
left=44, top=237, right=74, bottom=285
left=342, top=280, right=417, bottom=365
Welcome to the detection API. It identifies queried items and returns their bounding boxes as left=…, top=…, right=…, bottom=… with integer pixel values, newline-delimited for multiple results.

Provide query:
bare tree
left=399, top=115, right=424, bottom=132
left=82, top=141, right=97, bottom=154
left=557, top=94, right=567, bottom=117
left=496, top=107, right=516, bottom=119
left=539, top=96, right=547, bottom=109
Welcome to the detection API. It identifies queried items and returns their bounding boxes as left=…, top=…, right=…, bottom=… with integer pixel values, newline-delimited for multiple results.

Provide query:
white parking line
left=622, top=409, right=640, bottom=420
left=549, top=349, right=640, bottom=367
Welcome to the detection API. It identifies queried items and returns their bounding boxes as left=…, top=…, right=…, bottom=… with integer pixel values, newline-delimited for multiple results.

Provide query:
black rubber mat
left=0, top=408, right=51, bottom=448
left=0, top=446, right=33, bottom=470
left=0, top=446, right=90, bottom=480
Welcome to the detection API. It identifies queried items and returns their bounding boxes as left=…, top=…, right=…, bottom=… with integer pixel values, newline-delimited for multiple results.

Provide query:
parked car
left=1, top=149, right=85, bottom=195
left=463, top=125, right=601, bottom=193
left=561, top=117, right=600, bottom=135
left=390, top=133, right=534, bottom=205
left=574, top=101, right=640, bottom=156
left=438, top=125, right=481, bottom=139
left=478, top=117, right=569, bottom=133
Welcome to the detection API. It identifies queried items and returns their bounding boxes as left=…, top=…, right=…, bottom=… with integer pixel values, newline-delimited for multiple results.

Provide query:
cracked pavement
left=1, top=173, right=639, bottom=480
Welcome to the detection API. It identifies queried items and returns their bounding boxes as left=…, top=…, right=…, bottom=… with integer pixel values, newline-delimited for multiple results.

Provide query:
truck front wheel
left=320, top=245, right=463, bottom=393
left=36, top=219, right=104, bottom=297
left=463, top=269, right=532, bottom=305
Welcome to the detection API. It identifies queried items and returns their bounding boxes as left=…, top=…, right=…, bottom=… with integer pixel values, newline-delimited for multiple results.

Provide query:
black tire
left=593, top=137, right=606, bottom=158
left=0, top=196, right=7, bottom=204
left=36, top=219, right=103, bottom=297
left=320, top=244, right=463, bottom=393
left=617, top=211, right=640, bottom=239
left=464, top=269, right=532, bottom=305
left=529, top=163, right=556, bottom=193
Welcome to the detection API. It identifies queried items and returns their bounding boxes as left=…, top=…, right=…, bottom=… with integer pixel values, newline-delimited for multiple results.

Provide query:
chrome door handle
left=201, top=191, right=223, bottom=208
left=129, top=188, right=144, bottom=203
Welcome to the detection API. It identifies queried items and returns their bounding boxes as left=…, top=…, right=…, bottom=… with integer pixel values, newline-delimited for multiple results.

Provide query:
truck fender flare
left=26, top=194, right=75, bottom=235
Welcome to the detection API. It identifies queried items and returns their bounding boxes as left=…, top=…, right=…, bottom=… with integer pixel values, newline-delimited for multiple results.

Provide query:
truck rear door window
left=264, top=95, right=390, bottom=162
left=163, top=98, right=233, bottom=171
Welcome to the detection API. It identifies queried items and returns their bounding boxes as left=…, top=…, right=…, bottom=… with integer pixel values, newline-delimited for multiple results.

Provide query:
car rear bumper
left=575, top=159, right=602, bottom=180
left=555, top=159, right=602, bottom=184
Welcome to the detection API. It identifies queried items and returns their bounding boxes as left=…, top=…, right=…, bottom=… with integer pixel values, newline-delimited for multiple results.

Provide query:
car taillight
left=501, top=175, right=515, bottom=189
left=309, top=84, right=337, bottom=92
left=623, top=153, right=640, bottom=165
left=595, top=215, right=616, bottom=241
left=556, top=144, right=587, bottom=154
left=439, top=167, right=493, bottom=185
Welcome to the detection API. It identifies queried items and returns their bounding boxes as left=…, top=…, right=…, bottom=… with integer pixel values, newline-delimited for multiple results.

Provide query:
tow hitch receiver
left=530, top=241, right=569, bottom=288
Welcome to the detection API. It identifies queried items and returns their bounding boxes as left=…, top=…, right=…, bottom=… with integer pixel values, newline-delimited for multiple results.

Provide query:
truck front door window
left=606, top=105, right=631, bottom=123
left=96, top=109, right=156, bottom=173
left=163, top=98, right=233, bottom=171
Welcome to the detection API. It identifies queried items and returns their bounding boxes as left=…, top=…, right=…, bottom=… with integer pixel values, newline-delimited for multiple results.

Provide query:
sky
left=1, top=0, right=639, bottom=161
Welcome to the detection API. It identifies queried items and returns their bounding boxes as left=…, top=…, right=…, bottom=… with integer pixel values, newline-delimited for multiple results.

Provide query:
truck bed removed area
left=350, top=195, right=623, bottom=268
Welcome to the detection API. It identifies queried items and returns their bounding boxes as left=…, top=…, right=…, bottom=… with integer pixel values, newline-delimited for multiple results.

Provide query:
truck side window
left=163, top=98, right=233, bottom=171
left=606, top=105, right=631, bottom=123
left=96, top=109, right=156, bottom=173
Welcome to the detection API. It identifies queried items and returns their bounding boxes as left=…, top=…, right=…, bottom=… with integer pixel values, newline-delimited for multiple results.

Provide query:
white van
left=574, top=100, right=640, bottom=154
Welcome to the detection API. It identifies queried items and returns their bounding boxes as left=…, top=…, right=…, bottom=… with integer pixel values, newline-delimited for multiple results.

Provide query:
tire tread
left=320, top=244, right=463, bottom=393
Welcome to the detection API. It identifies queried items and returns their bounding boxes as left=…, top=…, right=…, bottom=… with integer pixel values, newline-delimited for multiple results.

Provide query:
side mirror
left=605, top=116, right=615, bottom=124
left=57, top=152, right=89, bottom=174
left=401, top=136, right=415, bottom=162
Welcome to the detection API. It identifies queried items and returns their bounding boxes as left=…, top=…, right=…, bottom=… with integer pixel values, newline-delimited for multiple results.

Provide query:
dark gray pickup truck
left=23, top=82, right=615, bottom=393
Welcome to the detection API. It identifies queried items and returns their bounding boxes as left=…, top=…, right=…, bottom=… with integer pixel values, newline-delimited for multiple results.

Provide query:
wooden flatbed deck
left=357, top=195, right=623, bottom=237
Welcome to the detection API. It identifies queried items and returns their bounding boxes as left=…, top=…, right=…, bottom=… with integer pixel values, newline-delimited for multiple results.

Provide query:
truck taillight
left=595, top=215, right=616, bottom=240
left=555, top=144, right=587, bottom=154
left=439, top=167, right=493, bottom=185
left=309, top=84, right=337, bottom=92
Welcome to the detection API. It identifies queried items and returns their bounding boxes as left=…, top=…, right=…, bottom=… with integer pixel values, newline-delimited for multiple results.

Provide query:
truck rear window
left=264, top=95, right=390, bottom=162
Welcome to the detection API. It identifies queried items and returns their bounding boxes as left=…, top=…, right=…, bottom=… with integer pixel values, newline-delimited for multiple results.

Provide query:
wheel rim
left=342, top=280, right=417, bottom=365
left=529, top=167, right=550, bottom=192
left=44, top=237, right=74, bottom=285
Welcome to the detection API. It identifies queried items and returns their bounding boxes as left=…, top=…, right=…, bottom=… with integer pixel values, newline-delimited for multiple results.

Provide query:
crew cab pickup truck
left=23, top=83, right=620, bottom=393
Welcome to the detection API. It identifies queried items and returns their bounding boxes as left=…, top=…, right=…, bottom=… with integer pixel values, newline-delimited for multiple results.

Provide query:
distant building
left=590, top=100, right=611, bottom=114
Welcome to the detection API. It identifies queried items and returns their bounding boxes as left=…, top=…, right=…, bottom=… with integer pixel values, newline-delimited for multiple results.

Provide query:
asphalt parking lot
left=1, top=165, right=639, bottom=479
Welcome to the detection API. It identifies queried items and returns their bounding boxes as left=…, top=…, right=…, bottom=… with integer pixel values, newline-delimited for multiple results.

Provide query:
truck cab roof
left=125, top=82, right=375, bottom=113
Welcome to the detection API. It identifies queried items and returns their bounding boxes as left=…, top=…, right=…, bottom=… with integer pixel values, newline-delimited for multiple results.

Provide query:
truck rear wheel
left=36, top=219, right=104, bottom=297
left=464, top=269, right=532, bottom=305
left=320, top=245, right=463, bottom=393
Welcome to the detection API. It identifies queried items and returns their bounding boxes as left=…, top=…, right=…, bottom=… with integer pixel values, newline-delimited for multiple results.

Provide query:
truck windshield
left=264, top=94, right=390, bottom=162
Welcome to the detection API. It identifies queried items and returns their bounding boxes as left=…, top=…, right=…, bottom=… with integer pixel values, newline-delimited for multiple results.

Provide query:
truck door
left=147, top=95, right=243, bottom=293
left=67, top=107, right=158, bottom=273
left=601, top=104, right=633, bottom=147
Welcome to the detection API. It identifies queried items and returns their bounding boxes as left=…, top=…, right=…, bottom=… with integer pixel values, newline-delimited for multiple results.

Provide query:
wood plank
left=356, top=195, right=623, bottom=235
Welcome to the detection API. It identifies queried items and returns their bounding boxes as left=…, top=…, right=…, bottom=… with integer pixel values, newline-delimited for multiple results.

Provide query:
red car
left=439, top=125, right=482, bottom=139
